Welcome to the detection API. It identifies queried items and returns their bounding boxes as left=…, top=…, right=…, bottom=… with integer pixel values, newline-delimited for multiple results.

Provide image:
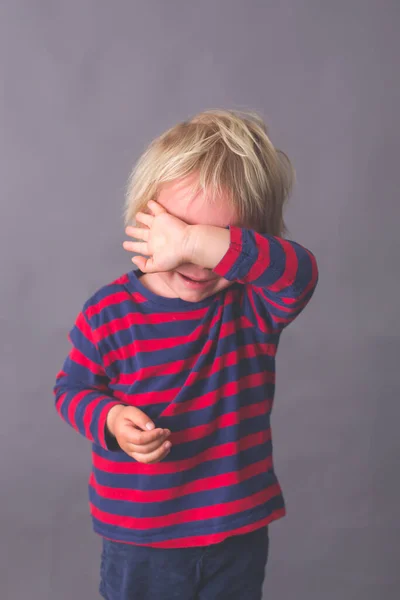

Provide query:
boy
left=54, top=109, right=319, bottom=600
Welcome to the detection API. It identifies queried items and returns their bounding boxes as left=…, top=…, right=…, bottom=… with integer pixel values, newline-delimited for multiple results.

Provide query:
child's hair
left=125, top=109, right=294, bottom=236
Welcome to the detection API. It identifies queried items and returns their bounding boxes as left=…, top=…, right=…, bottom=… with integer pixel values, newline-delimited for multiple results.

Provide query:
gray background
left=1, top=1, right=399, bottom=599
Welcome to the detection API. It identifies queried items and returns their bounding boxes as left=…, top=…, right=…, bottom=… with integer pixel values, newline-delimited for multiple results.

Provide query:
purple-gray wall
left=1, top=1, right=399, bottom=598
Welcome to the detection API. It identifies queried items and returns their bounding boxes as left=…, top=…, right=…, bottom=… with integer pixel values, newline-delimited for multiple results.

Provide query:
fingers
left=127, top=432, right=171, bottom=455
left=114, top=407, right=173, bottom=462
left=124, top=428, right=172, bottom=464
left=131, top=255, right=158, bottom=273
left=134, top=212, right=154, bottom=228
left=127, top=427, right=171, bottom=446
left=131, top=255, right=147, bottom=271
left=123, top=240, right=149, bottom=255
left=125, top=225, right=149, bottom=241
left=131, top=442, right=171, bottom=464
left=147, top=200, right=166, bottom=216
left=116, top=406, right=158, bottom=436
left=126, top=202, right=166, bottom=238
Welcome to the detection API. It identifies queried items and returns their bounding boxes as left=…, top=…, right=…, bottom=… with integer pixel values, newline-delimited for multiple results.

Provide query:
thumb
left=122, top=406, right=156, bottom=431
left=132, top=255, right=158, bottom=273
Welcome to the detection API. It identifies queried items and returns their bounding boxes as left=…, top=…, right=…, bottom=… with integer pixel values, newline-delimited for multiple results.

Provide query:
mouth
left=176, top=272, right=216, bottom=289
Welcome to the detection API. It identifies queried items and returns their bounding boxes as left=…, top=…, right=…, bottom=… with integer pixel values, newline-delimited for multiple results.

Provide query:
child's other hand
left=106, top=405, right=172, bottom=463
left=123, top=200, right=191, bottom=273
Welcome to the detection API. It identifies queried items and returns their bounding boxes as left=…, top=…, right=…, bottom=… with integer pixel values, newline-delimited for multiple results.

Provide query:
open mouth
left=177, top=272, right=215, bottom=288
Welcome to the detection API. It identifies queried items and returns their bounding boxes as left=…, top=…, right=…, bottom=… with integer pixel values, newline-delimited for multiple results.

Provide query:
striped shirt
left=54, top=226, right=319, bottom=548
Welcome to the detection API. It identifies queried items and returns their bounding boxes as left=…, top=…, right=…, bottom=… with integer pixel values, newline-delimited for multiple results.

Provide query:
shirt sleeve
left=53, top=310, right=123, bottom=450
left=213, top=226, right=319, bottom=333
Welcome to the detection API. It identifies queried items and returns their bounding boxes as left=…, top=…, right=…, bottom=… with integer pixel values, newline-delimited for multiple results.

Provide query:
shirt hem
left=92, top=505, right=286, bottom=548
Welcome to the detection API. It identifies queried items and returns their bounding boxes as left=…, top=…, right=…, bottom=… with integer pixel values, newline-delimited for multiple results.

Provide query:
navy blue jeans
left=99, top=526, right=269, bottom=600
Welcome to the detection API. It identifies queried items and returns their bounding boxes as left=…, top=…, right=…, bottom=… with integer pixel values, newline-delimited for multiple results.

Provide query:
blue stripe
left=89, top=469, right=278, bottom=517
left=91, top=494, right=285, bottom=544
left=93, top=439, right=274, bottom=489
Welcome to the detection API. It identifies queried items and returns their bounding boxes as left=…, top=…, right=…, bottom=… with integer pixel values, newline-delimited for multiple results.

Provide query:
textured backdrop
left=1, top=1, right=399, bottom=598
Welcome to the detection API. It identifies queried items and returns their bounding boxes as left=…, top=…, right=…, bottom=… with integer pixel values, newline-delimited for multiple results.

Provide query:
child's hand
left=106, top=405, right=172, bottom=464
left=123, top=200, right=191, bottom=273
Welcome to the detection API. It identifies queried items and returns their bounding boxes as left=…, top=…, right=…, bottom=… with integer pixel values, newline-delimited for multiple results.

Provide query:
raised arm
left=124, top=201, right=319, bottom=334
left=188, top=224, right=319, bottom=332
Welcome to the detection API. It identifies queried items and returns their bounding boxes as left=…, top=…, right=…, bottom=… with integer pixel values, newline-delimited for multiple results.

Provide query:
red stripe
left=246, top=234, right=270, bottom=282
left=113, top=274, right=130, bottom=285
left=114, top=386, right=181, bottom=406
left=116, top=370, right=274, bottom=412
left=299, top=248, right=319, bottom=299
left=83, top=396, right=104, bottom=440
left=86, top=291, right=145, bottom=319
left=230, top=226, right=243, bottom=245
left=55, top=391, right=68, bottom=415
left=185, top=343, right=275, bottom=386
left=90, top=483, right=281, bottom=529
left=101, top=291, right=235, bottom=359
left=114, top=342, right=214, bottom=384
left=246, top=288, right=272, bottom=333
left=103, top=315, right=252, bottom=367
left=260, top=247, right=317, bottom=304
left=93, top=428, right=271, bottom=475
left=267, top=239, right=298, bottom=292
left=213, top=226, right=243, bottom=277
left=258, top=289, right=293, bottom=312
left=97, top=402, right=120, bottom=449
left=94, top=308, right=209, bottom=343
left=281, top=296, right=298, bottom=304
left=249, top=287, right=311, bottom=331
left=93, top=290, right=236, bottom=350
left=166, top=371, right=274, bottom=416
left=67, top=389, right=92, bottom=431
left=98, top=510, right=285, bottom=548
left=55, top=369, right=67, bottom=381
left=75, top=312, right=93, bottom=340
left=113, top=341, right=275, bottom=386
left=171, top=399, right=271, bottom=444
left=271, top=309, right=305, bottom=327
left=90, top=454, right=273, bottom=502
left=70, top=348, right=104, bottom=375
left=258, top=289, right=310, bottom=328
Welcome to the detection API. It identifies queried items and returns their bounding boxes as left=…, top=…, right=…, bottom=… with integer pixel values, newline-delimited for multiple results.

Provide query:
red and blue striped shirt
left=54, top=226, right=318, bottom=548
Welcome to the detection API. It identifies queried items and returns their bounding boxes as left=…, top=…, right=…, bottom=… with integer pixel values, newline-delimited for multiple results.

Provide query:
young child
left=54, top=109, right=318, bottom=600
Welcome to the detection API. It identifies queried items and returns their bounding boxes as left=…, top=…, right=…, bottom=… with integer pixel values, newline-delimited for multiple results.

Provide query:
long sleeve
left=213, top=226, right=319, bottom=333
left=53, top=310, right=122, bottom=450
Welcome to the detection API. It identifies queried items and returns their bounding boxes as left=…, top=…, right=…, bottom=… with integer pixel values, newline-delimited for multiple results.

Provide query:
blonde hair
left=124, top=109, right=294, bottom=236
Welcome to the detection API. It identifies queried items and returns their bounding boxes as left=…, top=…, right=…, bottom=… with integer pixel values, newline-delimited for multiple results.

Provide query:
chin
left=180, top=291, right=214, bottom=302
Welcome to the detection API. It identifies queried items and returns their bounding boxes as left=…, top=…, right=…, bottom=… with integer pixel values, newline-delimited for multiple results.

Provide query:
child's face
left=146, top=174, right=239, bottom=303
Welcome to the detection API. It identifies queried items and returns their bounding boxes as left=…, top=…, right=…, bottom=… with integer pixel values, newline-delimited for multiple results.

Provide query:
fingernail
left=164, top=442, right=171, bottom=450
left=146, top=422, right=155, bottom=430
